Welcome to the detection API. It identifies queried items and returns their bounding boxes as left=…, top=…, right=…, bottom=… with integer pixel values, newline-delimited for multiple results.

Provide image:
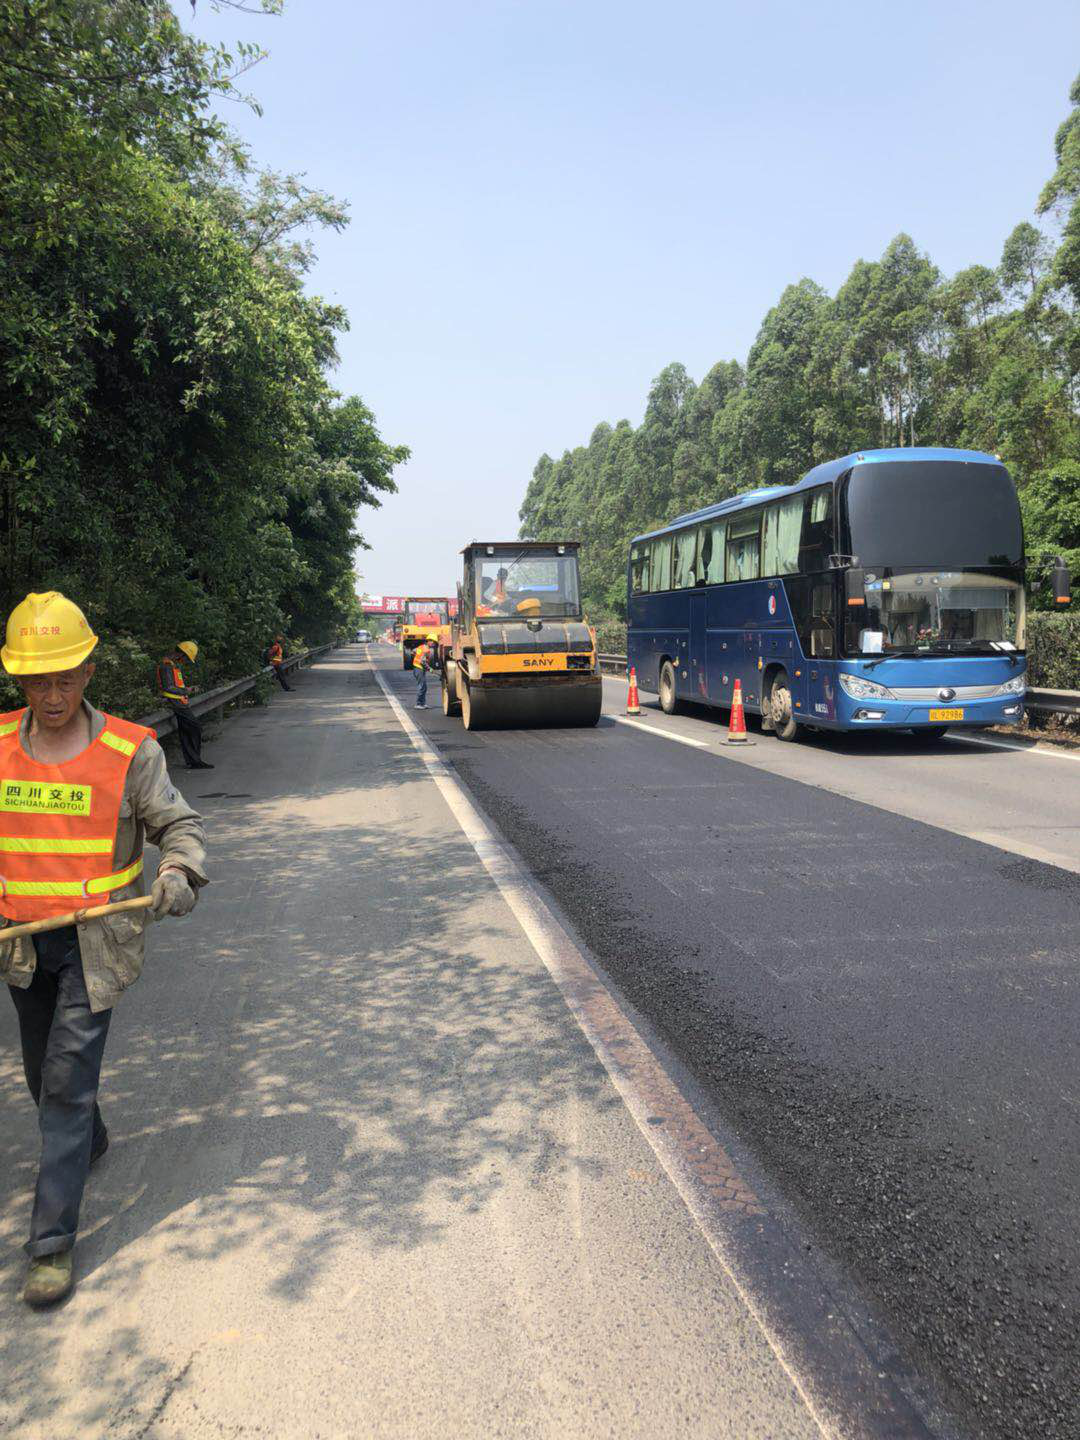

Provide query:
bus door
left=689, top=590, right=709, bottom=701
left=803, top=577, right=838, bottom=722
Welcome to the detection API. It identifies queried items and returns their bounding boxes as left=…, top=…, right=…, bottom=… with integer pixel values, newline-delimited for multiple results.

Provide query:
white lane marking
left=370, top=665, right=832, bottom=1438
left=944, top=732, right=1080, bottom=763
left=609, top=714, right=712, bottom=749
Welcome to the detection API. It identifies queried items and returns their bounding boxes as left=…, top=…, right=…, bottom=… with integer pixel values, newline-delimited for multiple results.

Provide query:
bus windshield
left=843, top=460, right=1023, bottom=570
left=473, top=552, right=581, bottom=620
left=856, top=570, right=1023, bottom=653
left=842, top=459, right=1025, bottom=654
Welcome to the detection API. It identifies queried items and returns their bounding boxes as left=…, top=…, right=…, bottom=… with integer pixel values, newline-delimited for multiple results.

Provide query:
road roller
left=441, top=541, right=602, bottom=729
left=400, top=597, right=452, bottom=670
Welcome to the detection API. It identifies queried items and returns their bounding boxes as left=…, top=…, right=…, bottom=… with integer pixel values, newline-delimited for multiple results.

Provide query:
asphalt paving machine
left=441, top=541, right=602, bottom=729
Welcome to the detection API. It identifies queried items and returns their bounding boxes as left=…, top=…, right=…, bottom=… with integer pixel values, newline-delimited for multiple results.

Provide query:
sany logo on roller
left=522, top=657, right=556, bottom=668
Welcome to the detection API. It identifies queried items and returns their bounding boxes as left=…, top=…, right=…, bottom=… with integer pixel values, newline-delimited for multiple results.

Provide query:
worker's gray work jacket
left=0, top=702, right=208, bottom=1012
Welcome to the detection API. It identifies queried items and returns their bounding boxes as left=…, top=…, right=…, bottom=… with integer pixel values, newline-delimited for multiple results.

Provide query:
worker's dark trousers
left=414, top=667, right=428, bottom=706
left=7, top=927, right=111, bottom=1257
left=168, top=701, right=204, bottom=767
left=272, top=663, right=293, bottom=692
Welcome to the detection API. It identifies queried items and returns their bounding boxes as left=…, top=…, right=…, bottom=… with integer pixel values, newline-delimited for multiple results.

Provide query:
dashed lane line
left=371, top=660, right=937, bottom=1440
left=609, top=713, right=712, bottom=748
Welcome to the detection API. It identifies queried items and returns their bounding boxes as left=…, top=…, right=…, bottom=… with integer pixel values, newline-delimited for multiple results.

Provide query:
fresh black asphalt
left=384, top=656, right=1080, bottom=1440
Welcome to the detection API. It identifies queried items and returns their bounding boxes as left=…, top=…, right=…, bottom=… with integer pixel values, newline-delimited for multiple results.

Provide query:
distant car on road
left=355, top=628, right=372, bottom=643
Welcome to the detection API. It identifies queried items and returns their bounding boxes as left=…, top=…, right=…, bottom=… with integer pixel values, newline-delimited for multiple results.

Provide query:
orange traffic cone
left=626, top=666, right=641, bottom=716
left=726, top=678, right=749, bottom=743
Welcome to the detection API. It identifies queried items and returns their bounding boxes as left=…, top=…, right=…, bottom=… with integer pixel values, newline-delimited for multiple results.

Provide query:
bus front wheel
left=659, top=660, right=679, bottom=715
left=768, top=670, right=798, bottom=742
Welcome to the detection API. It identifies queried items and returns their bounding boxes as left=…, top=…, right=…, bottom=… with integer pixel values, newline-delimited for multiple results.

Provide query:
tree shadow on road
left=0, top=650, right=617, bottom=1437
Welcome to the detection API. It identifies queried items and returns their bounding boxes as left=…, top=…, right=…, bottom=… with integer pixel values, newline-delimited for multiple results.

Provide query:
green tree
left=0, top=0, right=407, bottom=711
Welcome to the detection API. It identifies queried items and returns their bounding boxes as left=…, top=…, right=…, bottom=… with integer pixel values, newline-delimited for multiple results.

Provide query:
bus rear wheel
left=768, top=670, right=798, bottom=742
left=659, top=660, right=679, bottom=715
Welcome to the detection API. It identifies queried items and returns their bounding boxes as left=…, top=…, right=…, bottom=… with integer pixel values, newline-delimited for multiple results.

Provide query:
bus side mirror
left=844, top=567, right=867, bottom=608
left=1053, top=557, right=1071, bottom=606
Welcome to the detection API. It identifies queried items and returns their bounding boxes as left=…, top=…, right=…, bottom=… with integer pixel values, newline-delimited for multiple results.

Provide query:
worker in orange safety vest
left=267, top=635, right=293, bottom=692
left=412, top=638, right=433, bottom=708
left=1, top=592, right=207, bottom=1308
left=156, top=641, right=212, bottom=770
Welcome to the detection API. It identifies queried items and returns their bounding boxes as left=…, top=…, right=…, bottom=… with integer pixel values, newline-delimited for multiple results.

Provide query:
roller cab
left=442, top=541, right=602, bottom=729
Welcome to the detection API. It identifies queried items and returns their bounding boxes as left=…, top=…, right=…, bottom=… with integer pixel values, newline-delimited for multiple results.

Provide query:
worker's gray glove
left=150, top=868, right=197, bottom=920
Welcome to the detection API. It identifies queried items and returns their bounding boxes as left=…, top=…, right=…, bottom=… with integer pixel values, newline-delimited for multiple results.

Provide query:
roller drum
left=462, top=677, right=601, bottom=730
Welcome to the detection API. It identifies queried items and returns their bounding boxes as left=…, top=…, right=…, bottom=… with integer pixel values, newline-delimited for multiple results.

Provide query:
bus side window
left=673, top=527, right=697, bottom=588
left=786, top=575, right=835, bottom=658
left=630, top=542, right=650, bottom=595
left=650, top=536, right=672, bottom=592
left=726, top=512, right=761, bottom=582
left=704, top=522, right=725, bottom=583
left=763, top=496, right=803, bottom=576
left=695, top=525, right=710, bottom=586
left=799, top=488, right=834, bottom=573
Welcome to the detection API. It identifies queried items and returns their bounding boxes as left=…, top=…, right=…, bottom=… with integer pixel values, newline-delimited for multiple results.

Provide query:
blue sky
left=184, top=0, right=1080, bottom=597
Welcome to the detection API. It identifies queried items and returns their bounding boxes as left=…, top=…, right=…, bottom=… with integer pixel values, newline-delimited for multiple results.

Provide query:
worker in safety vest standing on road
left=156, top=641, right=213, bottom=770
left=0, top=592, right=207, bottom=1308
left=412, top=638, right=432, bottom=708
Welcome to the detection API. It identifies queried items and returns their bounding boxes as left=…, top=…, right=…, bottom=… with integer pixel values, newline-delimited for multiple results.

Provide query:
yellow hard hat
left=177, top=640, right=198, bottom=662
left=2, top=591, right=98, bottom=675
left=515, top=597, right=542, bottom=615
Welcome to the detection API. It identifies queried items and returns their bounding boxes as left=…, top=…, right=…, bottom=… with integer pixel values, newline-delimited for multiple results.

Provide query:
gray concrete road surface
left=390, top=646, right=1080, bottom=1440
left=0, top=650, right=823, bottom=1440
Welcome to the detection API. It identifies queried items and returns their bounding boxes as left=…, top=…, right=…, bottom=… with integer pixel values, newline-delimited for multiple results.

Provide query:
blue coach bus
left=627, top=447, right=1032, bottom=740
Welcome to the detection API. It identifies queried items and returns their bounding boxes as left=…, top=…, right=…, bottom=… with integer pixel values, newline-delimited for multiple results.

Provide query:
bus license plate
left=928, top=708, right=963, bottom=721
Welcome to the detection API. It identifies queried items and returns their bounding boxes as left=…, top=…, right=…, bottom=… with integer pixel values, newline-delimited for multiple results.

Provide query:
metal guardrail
left=598, top=654, right=1079, bottom=718
left=139, top=644, right=337, bottom=737
left=1025, top=687, right=1080, bottom=718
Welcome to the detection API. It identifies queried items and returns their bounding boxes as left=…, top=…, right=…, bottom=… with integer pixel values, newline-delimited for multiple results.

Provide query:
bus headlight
left=992, top=675, right=1026, bottom=696
left=838, top=672, right=895, bottom=701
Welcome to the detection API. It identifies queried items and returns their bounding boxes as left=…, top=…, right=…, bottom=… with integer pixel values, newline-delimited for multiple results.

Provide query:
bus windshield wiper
left=861, top=648, right=931, bottom=670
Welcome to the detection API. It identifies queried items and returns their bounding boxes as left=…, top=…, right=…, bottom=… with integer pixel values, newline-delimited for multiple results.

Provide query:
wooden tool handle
left=0, top=894, right=155, bottom=944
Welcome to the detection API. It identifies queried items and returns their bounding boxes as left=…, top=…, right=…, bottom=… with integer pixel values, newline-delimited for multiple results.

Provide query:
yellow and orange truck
left=400, top=598, right=452, bottom=670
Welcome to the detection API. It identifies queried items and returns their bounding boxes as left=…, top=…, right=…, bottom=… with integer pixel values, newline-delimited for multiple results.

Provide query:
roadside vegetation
left=0, top=0, right=407, bottom=715
left=520, top=72, right=1080, bottom=688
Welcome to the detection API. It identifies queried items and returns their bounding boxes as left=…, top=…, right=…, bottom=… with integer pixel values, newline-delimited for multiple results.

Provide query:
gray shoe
left=23, top=1252, right=73, bottom=1308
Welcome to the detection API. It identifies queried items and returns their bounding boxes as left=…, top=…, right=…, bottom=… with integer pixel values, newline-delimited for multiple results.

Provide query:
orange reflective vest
left=0, top=710, right=152, bottom=921
left=157, top=661, right=188, bottom=705
left=268, top=643, right=283, bottom=665
left=412, top=646, right=429, bottom=670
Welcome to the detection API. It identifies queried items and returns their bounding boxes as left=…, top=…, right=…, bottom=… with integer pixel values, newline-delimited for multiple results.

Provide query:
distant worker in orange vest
left=1, top=592, right=207, bottom=1308
left=412, top=638, right=432, bottom=708
left=267, top=635, right=293, bottom=692
left=156, top=641, right=212, bottom=770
